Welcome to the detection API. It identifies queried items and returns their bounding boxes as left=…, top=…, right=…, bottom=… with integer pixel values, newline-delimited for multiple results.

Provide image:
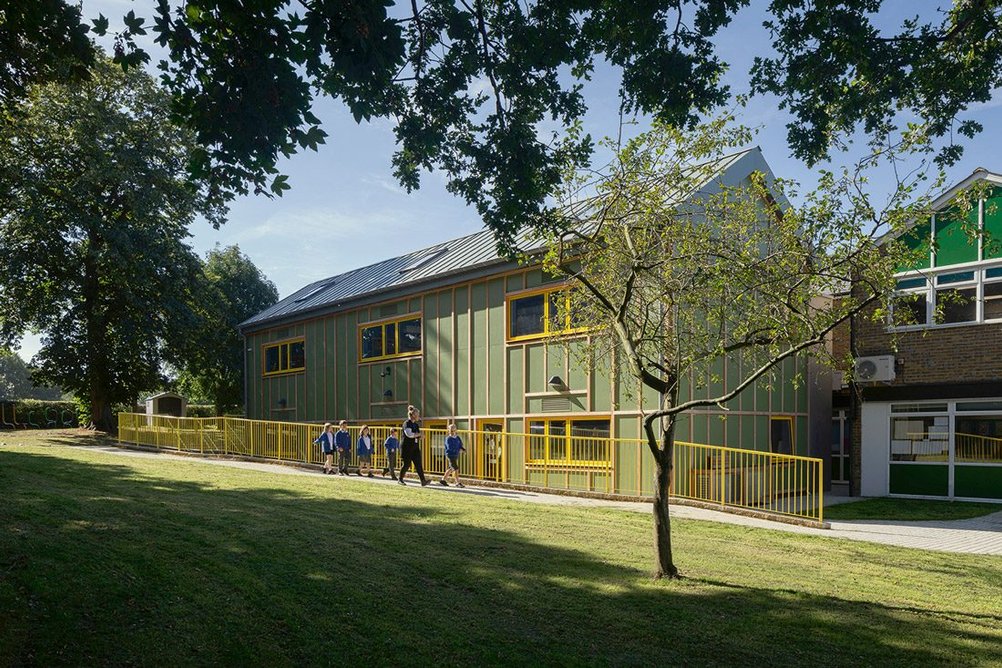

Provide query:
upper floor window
left=263, top=339, right=305, bottom=376
left=359, top=316, right=421, bottom=361
left=507, top=287, right=583, bottom=341
left=891, top=265, right=1002, bottom=329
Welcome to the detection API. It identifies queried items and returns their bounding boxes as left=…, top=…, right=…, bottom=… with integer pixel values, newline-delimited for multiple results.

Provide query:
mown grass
left=825, top=497, right=1002, bottom=521
left=2, top=430, right=1001, bottom=666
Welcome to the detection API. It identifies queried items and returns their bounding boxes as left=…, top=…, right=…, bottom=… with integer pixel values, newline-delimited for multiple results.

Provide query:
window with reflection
left=263, top=339, right=306, bottom=376
left=360, top=316, right=421, bottom=361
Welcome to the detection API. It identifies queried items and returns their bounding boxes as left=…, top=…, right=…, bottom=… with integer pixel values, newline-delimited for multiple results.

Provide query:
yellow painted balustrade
left=117, top=413, right=824, bottom=522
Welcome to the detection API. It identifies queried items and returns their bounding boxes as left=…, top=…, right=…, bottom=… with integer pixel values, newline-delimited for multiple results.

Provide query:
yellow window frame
left=526, top=417, right=611, bottom=467
left=506, top=286, right=588, bottom=343
left=357, top=314, right=422, bottom=363
left=262, top=337, right=306, bottom=377
left=769, top=415, right=796, bottom=454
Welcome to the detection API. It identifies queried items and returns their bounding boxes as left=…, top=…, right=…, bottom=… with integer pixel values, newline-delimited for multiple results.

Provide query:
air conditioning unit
left=853, top=355, right=896, bottom=383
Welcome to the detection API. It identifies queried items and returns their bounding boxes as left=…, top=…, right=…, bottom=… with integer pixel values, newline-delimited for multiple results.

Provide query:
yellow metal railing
left=955, top=432, right=1002, bottom=464
left=117, top=414, right=824, bottom=522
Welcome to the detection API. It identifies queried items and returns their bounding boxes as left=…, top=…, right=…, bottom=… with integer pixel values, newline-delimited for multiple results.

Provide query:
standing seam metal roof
left=239, top=147, right=762, bottom=332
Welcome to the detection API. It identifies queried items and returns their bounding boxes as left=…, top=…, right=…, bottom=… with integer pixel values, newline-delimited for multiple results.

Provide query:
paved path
left=80, top=444, right=1002, bottom=557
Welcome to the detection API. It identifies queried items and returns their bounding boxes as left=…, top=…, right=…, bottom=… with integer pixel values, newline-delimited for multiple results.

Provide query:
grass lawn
left=2, top=431, right=1001, bottom=666
left=825, top=497, right=1002, bottom=522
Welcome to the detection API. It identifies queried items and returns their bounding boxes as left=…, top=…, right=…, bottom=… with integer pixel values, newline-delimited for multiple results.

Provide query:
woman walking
left=398, top=405, right=430, bottom=486
left=357, top=425, right=374, bottom=477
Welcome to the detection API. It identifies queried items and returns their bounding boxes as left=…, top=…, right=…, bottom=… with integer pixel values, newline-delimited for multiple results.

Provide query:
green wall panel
left=897, top=219, right=932, bottom=272
left=889, top=464, right=948, bottom=496
left=692, top=413, right=708, bottom=445
left=438, top=290, right=454, bottom=418
left=796, top=416, right=808, bottom=456
left=507, top=347, right=524, bottom=415
left=755, top=415, right=768, bottom=452
left=408, top=359, right=422, bottom=413
left=325, top=318, right=337, bottom=418
left=934, top=207, right=979, bottom=267
left=708, top=413, right=724, bottom=445
left=725, top=415, right=740, bottom=448
left=526, top=344, right=545, bottom=393
left=954, top=465, right=1002, bottom=499
left=488, top=279, right=506, bottom=415
left=455, top=288, right=470, bottom=418
left=984, top=190, right=1002, bottom=259
left=423, top=294, right=439, bottom=418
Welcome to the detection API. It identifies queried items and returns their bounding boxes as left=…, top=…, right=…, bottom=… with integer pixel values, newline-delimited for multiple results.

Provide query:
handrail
left=116, top=413, right=825, bottom=522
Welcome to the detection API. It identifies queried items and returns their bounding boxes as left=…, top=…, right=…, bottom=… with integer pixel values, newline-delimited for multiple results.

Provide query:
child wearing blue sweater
left=356, top=425, right=374, bottom=477
left=439, top=422, right=466, bottom=488
left=382, top=428, right=399, bottom=480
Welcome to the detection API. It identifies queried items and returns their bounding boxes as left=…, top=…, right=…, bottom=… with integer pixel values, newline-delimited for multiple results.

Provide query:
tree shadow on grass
left=1, top=447, right=1001, bottom=667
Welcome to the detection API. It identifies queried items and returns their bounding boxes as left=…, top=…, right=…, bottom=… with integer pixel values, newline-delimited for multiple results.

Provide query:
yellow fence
left=117, top=413, right=824, bottom=522
left=955, top=432, right=1002, bottom=463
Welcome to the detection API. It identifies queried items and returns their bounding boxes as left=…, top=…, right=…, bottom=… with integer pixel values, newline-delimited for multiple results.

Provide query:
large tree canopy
left=0, top=57, right=226, bottom=430
left=175, top=245, right=279, bottom=415
left=3, top=1, right=999, bottom=251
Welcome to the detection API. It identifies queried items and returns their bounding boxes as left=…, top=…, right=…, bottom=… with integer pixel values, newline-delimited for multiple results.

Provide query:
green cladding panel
left=954, top=466, right=1002, bottom=499
left=422, top=294, right=439, bottom=417
left=470, top=283, right=488, bottom=416
left=897, top=219, right=932, bottom=272
left=889, top=464, right=948, bottom=497
left=487, top=279, right=506, bottom=415
left=934, top=206, right=979, bottom=267
left=437, top=290, right=454, bottom=418
left=984, top=189, right=1002, bottom=260
left=507, top=347, right=524, bottom=415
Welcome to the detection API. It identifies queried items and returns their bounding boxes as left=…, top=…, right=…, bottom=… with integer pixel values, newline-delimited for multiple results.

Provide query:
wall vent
left=541, top=396, right=572, bottom=412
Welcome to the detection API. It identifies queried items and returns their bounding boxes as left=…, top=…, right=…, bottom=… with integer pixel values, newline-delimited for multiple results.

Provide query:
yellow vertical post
left=279, top=424, right=284, bottom=462
left=719, top=446, right=725, bottom=508
left=177, top=419, right=181, bottom=452
left=818, top=460, right=825, bottom=523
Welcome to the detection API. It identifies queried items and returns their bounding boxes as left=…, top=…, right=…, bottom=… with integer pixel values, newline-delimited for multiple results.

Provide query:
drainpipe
left=243, top=331, right=249, bottom=419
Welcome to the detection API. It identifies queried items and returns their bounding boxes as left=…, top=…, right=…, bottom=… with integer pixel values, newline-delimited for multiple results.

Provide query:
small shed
left=146, top=392, right=187, bottom=418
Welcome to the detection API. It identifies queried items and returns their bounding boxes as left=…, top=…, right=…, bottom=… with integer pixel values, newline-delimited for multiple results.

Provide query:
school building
left=238, top=148, right=834, bottom=497
left=848, top=168, right=1002, bottom=502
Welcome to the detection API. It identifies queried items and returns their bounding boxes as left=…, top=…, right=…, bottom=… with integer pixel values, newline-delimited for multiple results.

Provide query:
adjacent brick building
left=848, top=168, right=1002, bottom=501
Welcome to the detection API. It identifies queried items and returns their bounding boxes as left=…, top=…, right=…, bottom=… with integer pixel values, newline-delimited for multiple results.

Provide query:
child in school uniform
left=382, top=428, right=399, bottom=480
left=357, top=425, right=374, bottom=477
left=314, top=423, right=334, bottom=474
left=439, top=422, right=466, bottom=487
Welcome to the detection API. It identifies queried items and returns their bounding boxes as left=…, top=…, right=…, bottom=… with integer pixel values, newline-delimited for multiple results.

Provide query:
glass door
left=478, top=420, right=504, bottom=481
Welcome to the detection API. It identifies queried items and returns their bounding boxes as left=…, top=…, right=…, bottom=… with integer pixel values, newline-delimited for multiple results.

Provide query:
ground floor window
left=527, top=417, right=610, bottom=466
left=887, top=400, right=1002, bottom=499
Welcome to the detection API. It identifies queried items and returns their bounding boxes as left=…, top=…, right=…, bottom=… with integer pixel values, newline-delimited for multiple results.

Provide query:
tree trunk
left=652, top=448, right=679, bottom=579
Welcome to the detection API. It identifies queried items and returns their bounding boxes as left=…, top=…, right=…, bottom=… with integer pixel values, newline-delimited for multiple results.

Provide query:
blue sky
left=16, top=0, right=1002, bottom=360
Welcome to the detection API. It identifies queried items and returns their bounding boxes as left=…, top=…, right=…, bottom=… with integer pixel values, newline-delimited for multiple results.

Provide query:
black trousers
left=399, top=442, right=426, bottom=482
